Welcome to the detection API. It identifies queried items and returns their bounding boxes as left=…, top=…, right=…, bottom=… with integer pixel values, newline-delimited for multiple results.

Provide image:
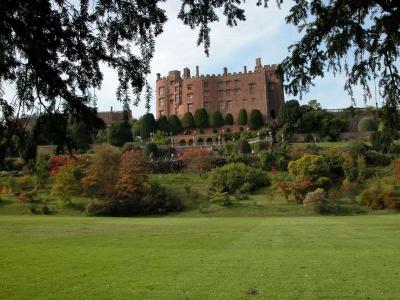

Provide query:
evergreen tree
left=209, top=111, right=224, bottom=128
left=140, top=113, right=157, bottom=139
left=108, top=122, right=133, bottom=147
left=181, top=112, right=196, bottom=129
left=156, top=115, right=169, bottom=132
left=68, top=121, right=93, bottom=150
left=194, top=108, right=209, bottom=129
left=224, top=113, right=233, bottom=125
left=168, top=115, right=182, bottom=135
left=249, top=109, right=264, bottom=130
left=238, top=109, right=247, bottom=126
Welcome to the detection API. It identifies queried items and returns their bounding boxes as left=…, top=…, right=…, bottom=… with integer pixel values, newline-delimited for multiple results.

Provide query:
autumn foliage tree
left=180, top=148, right=213, bottom=174
left=115, top=150, right=149, bottom=199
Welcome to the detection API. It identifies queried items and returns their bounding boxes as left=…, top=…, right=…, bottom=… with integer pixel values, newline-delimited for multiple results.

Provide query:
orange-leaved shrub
left=180, top=148, right=213, bottom=173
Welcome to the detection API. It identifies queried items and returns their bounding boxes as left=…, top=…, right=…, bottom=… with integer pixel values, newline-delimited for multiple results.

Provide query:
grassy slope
left=1, top=215, right=400, bottom=299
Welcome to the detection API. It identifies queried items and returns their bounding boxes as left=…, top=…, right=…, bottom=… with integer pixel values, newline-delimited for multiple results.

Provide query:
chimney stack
left=256, top=57, right=262, bottom=67
left=183, top=67, right=190, bottom=79
left=156, top=73, right=161, bottom=80
left=110, top=106, right=113, bottom=113
left=223, top=67, right=228, bottom=76
left=243, top=66, right=247, bottom=74
left=196, top=66, right=199, bottom=77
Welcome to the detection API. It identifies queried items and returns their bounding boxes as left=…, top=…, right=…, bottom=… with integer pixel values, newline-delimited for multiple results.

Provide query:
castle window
left=204, top=102, right=209, bottom=110
left=251, top=98, right=256, bottom=105
left=175, top=94, right=181, bottom=103
left=218, top=82, right=224, bottom=89
left=225, top=81, right=231, bottom=88
left=225, top=90, right=231, bottom=97
left=187, top=103, right=193, bottom=112
left=204, top=91, right=210, bottom=97
left=159, top=98, right=164, bottom=108
left=159, top=87, right=164, bottom=96
left=226, top=101, right=232, bottom=110
left=249, top=83, right=256, bottom=94
left=242, top=99, right=247, bottom=107
left=175, top=86, right=178, bottom=92
left=219, top=102, right=225, bottom=110
left=234, top=80, right=240, bottom=87
left=218, top=90, right=224, bottom=98
left=234, top=89, right=240, bottom=96
left=187, top=94, right=193, bottom=101
left=187, top=84, right=192, bottom=91
left=203, top=81, right=209, bottom=89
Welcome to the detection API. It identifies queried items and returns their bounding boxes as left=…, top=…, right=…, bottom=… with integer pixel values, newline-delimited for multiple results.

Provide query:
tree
left=180, top=148, right=213, bottom=173
left=370, top=130, right=392, bottom=153
left=278, top=100, right=301, bottom=132
left=140, top=113, right=157, bottom=139
left=358, top=117, right=378, bottom=132
left=238, top=109, right=247, bottom=126
left=143, top=143, right=159, bottom=160
left=51, top=165, right=84, bottom=207
left=181, top=112, right=196, bottom=129
left=115, top=150, right=149, bottom=199
left=288, top=154, right=329, bottom=181
left=156, top=115, right=170, bottom=132
left=68, top=121, right=93, bottom=151
left=35, top=154, right=49, bottom=186
left=224, top=113, right=233, bottom=125
left=194, top=108, right=209, bottom=129
left=108, top=122, right=133, bottom=147
left=235, top=139, right=252, bottom=154
left=248, top=109, right=264, bottom=130
left=81, top=144, right=121, bottom=199
left=208, top=111, right=224, bottom=128
left=168, top=115, right=182, bottom=135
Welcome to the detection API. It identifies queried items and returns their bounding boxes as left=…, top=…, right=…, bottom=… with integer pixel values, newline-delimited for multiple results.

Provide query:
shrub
left=224, top=113, right=233, bottom=125
left=181, top=112, right=196, bottom=129
left=223, top=141, right=235, bottom=156
left=348, top=140, right=368, bottom=158
left=209, top=190, right=232, bottom=206
left=235, top=139, right=252, bottom=154
left=315, top=177, right=332, bottom=191
left=51, top=165, right=84, bottom=206
left=364, top=150, right=392, bottom=166
left=180, top=148, right=213, bottom=173
left=360, top=186, right=385, bottom=209
left=147, top=160, right=185, bottom=174
left=194, top=108, right=209, bottom=129
left=248, top=109, right=264, bottom=130
left=303, top=188, right=332, bottom=214
left=238, top=109, right=247, bottom=125
left=289, top=178, right=314, bottom=204
left=68, top=121, right=93, bottom=150
left=288, top=154, right=329, bottom=180
left=121, top=142, right=136, bottom=153
left=339, top=180, right=359, bottom=200
left=342, top=153, right=357, bottom=182
left=143, top=143, right=159, bottom=160
left=208, top=162, right=270, bottom=193
left=319, top=117, right=347, bottom=141
left=358, top=117, right=378, bottom=132
left=382, top=187, right=400, bottom=210
left=289, top=144, right=320, bottom=160
left=48, top=155, right=73, bottom=175
left=389, top=142, right=400, bottom=155
left=259, top=151, right=275, bottom=171
left=370, top=130, right=392, bottom=153
left=81, top=144, right=120, bottom=199
left=87, top=183, right=183, bottom=216
left=252, top=141, right=268, bottom=154
left=35, top=154, right=49, bottom=186
left=108, top=121, right=133, bottom=147
left=140, top=113, right=157, bottom=139
left=208, top=110, right=224, bottom=128
left=356, top=155, right=367, bottom=181
left=168, top=115, right=182, bottom=134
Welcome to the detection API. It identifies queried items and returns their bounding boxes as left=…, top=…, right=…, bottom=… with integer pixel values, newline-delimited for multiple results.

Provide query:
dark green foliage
left=278, top=100, right=301, bottom=133
left=209, top=162, right=270, bottom=193
left=194, top=108, right=209, bottom=129
left=108, top=122, right=133, bottom=147
left=208, top=111, right=224, bottom=128
left=370, top=130, right=392, bottom=153
left=248, top=109, right=264, bottom=130
left=238, top=109, right=247, bottom=126
left=319, top=117, right=347, bottom=141
left=143, top=143, right=158, bottom=160
left=168, top=115, right=182, bottom=135
left=86, top=183, right=183, bottom=216
left=315, top=177, right=332, bottom=191
left=358, top=117, right=378, bottom=132
left=131, top=120, right=141, bottom=137
left=364, top=150, right=392, bottom=166
left=235, top=139, right=251, bottom=154
left=140, top=113, right=157, bottom=139
left=68, top=121, right=93, bottom=151
left=156, top=115, right=170, bottom=132
left=181, top=112, right=196, bottom=129
left=35, top=154, right=49, bottom=186
left=224, top=113, right=233, bottom=125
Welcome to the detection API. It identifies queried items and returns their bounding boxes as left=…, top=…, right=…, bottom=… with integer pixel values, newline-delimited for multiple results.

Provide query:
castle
left=155, top=58, right=284, bottom=123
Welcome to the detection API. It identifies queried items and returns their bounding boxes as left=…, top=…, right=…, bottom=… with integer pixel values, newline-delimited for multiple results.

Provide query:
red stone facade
left=155, top=58, right=284, bottom=123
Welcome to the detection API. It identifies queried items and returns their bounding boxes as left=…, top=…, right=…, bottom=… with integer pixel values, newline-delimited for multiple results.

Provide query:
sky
left=5, top=0, right=379, bottom=118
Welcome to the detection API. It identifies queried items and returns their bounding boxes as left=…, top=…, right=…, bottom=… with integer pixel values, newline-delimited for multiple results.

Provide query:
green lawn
left=1, top=215, right=400, bottom=299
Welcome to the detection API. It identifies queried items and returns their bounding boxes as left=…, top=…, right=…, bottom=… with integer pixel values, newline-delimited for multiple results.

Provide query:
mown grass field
left=1, top=215, right=400, bottom=299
